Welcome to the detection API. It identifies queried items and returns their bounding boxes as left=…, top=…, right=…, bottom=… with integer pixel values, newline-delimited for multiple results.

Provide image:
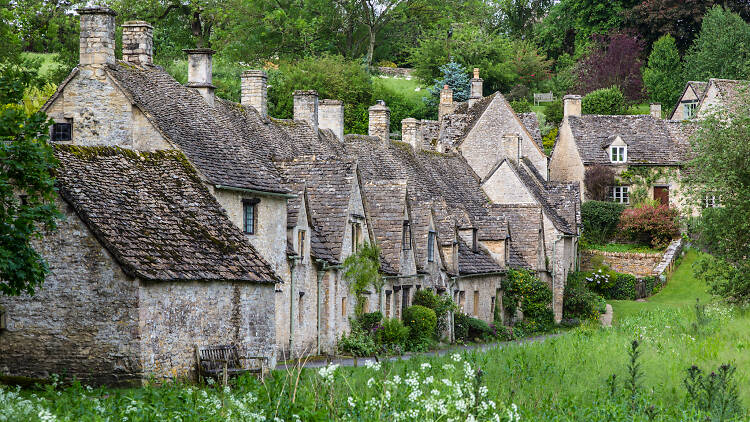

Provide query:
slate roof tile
left=519, top=112, right=544, bottom=150
left=457, top=238, right=504, bottom=275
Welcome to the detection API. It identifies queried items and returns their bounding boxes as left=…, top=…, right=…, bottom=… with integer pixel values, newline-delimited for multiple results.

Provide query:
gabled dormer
left=604, top=135, right=628, bottom=164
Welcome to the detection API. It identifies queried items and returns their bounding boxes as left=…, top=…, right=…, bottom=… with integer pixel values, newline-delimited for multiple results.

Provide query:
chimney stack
left=439, top=85, right=455, bottom=121
left=503, top=133, right=521, bottom=163
left=563, top=94, right=582, bottom=119
left=368, top=100, right=391, bottom=142
left=294, top=90, right=319, bottom=133
left=469, top=68, right=483, bottom=107
left=401, top=118, right=422, bottom=151
left=184, top=48, right=216, bottom=105
left=77, top=6, right=117, bottom=67
left=241, top=70, right=268, bottom=118
left=650, top=103, right=662, bottom=119
left=319, top=99, right=344, bottom=141
left=122, top=21, right=153, bottom=66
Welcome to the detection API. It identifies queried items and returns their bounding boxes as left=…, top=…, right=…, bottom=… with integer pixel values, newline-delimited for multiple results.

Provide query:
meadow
left=3, top=249, right=748, bottom=421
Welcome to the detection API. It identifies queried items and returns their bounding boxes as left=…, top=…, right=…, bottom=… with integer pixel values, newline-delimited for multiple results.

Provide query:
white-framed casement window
left=609, top=186, right=630, bottom=204
left=684, top=102, right=698, bottom=119
left=610, top=145, right=627, bottom=163
left=703, top=195, right=719, bottom=208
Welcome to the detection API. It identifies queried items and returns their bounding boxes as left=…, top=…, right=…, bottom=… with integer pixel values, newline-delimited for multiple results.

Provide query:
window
left=473, top=291, right=479, bottom=316
left=704, top=195, right=719, bottom=208
left=363, top=296, right=370, bottom=314
left=341, top=297, right=347, bottom=317
left=427, top=231, right=436, bottom=262
left=242, top=198, right=259, bottom=234
left=472, top=228, right=478, bottom=252
left=385, top=291, right=392, bottom=318
left=610, top=146, right=627, bottom=163
left=609, top=186, right=629, bottom=204
left=298, top=293, right=304, bottom=326
left=458, top=291, right=466, bottom=311
left=684, top=102, right=698, bottom=119
left=351, top=222, right=362, bottom=253
left=297, top=229, right=306, bottom=258
left=402, top=220, right=411, bottom=250
left=52, top=122, right=72, bottom=142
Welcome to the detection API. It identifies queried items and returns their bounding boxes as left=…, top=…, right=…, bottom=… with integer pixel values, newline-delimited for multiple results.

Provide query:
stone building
left=669, top=79, right=750, bottom=121
left=669, top=81, right=708, bottom=120
left=0, top=146, right=279, bottom=385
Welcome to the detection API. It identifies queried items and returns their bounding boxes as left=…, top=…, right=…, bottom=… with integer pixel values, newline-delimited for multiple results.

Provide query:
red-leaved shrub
left=618, top=205, right=679, bottom=248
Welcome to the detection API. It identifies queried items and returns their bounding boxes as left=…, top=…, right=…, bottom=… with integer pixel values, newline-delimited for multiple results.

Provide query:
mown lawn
left=4, top=248, right=748, bottom=421
left=372, top=76, right=427, bottom=104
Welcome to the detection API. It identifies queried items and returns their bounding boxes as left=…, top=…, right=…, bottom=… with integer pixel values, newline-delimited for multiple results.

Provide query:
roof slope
left=516, top=158, right=579, bottom=234
left=54, top=145, right=279, bottom=283
left=361, top=180, right=408, bottom=275
left=490, top=204, right=543, bottom=270
left=519, top=112, right=543, bottom=150
left=457, top=239, right=504, bottom=275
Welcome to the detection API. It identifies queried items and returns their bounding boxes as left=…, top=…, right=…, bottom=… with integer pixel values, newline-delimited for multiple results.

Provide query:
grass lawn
left=4, top=248, right=748, bottom=421
left=372, top=76, right=427, bottom=104
left=583, top=242, right=664, bottom=254
left=21, top=52, right=62, bottom=80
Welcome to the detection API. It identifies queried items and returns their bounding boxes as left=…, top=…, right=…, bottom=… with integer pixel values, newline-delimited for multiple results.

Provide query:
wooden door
left=654, top=186, right=669, bottom=206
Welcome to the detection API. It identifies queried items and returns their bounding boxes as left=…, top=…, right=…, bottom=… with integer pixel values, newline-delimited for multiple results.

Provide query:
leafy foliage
left=684, top=363, right=743, bottom=420
left=684, top=6, right=750, bottom=82
left=374, top=318, right=409, bottom=351
left=342, top=242, right=383, bottom=317
left=618, top=204, right=680, bottom=249
left=425, top=61, right=470, bottom=109
left=581, top=86, right=627, bottom=115
left=542, top=126, right=557, bottom=155
left=694, top=256, right=750, bottom=306
left=543, top=99, right=563, bottom=124
left=502, top=268, right=554, bottom=331
left=581, top=200, right=626, bottom=244
left=584, top=164, right=616, bottom=201
left=411, top=289, right=456, bottom=338
left=509, top=98, right=531, bottom=113
left=402, top=305, right=437, bottom=349
left=564, top=271, right=606, bottom=320
left=576, top=33, right=644, bottom=101
left=337, top=322, right=376, bottom=357
left=453, top=312, right=496, bottom=342
left=642, top=35, right=683, bottom=111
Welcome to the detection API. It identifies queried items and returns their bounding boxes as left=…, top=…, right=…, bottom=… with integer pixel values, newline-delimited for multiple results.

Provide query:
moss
left=0, top=375, right=51, bottom=388
left=269, top=117, right=297, bottom=127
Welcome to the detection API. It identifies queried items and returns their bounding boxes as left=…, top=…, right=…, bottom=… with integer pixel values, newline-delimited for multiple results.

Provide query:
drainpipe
left=289, top=257, right=299, bottom=358
left=316, top=268, right=324, bottom=356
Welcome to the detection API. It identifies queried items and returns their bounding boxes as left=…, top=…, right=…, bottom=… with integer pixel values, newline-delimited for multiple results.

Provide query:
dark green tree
left=683, top=6, right=750, bottom=82
left=642, top=34, right=683, bottom=112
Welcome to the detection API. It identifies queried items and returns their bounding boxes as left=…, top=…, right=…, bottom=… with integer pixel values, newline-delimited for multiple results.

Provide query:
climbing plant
left=342, top=242, right=383, bottom=317
left=502, top=269, right=554, bottom=331
left=617, top=166, right=678, bottom=206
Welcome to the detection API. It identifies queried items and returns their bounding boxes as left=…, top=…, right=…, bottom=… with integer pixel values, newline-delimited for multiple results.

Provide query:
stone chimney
left=439, top=85, right=455, bottom=121
left=368, top=100, right=390, bottom=142
left=184, top=48, right=216, bottom=105
left=503, top=133, right=521, bottom=163
left=650, top=103, right=662, bottom=119
left=241, top=70, right=268, bottom=118
left=122, top=21, right=153, bottom=65
left=563, top=94, right=582, bottom=119
left=401, top=118, right=422, bottom=151
left=77, top=6, right=117, bottom=67
left=469, top=68, right=483, bottom=107
left=319, top=99, right=344, bottom=141
left=294, top=90, right=319, bottom=133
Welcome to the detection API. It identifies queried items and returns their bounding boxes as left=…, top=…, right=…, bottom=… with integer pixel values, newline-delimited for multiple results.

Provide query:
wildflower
left=421, top=362, right=431, bottom=370
left=318, top=363, right=339, bottom=383
left=451, top=353, right=462, bottom=362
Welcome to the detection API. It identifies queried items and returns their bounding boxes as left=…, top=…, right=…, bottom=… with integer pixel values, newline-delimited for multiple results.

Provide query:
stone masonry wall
left=0, top=198, right=142, bottom=385
left=139, top=280, right=276, bottom=379
left=581, top=250, right=662, bottom=278
left=455, top=275, right=502, bottom=324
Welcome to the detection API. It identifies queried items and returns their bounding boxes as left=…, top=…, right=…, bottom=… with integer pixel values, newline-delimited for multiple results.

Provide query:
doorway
left=653, top=186, right=669, bottom=206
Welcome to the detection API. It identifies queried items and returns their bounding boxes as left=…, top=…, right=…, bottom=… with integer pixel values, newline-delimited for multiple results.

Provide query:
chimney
left=563, top=94, right=582, bottom=119
left=122, top=21, right=153, bottom=65
left=294, top=90, right=319, bottom=133
left=368, top=100, right=390, bottom=142
left=439, top=85, right=455, bottom=121
left=469, top=68, right=483, bottom=107
left=503, top=133, right=521, bottom=163
left=650, top=103, right=662, bottom=119
left=401, top=118, right=422, bottom=151
left=319, top=99, right=344, bottom=141
left=241, top=70, right=268, bottom=118
left=184, top=48, right=216, bottom=105
left=77, top=6, right=117, bottom=67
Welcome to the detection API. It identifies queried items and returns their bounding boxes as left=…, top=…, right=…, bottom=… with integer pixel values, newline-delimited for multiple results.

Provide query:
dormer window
left=427, top=230, right=436, bottom=262
left=52, top=121, right=72, bottom=142
left=684, top=101, right=698, bottom=119
left=351, top=221, right=362, bottom=253
left=610, top=145, right=627, bottom=163
left=242, top=198, right=260, bottom=234
left=402, top=220, right=411, bottom=250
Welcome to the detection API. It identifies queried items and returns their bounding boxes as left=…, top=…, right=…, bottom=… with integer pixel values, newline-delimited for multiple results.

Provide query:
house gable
left=481, top=160, right=537, bottom=204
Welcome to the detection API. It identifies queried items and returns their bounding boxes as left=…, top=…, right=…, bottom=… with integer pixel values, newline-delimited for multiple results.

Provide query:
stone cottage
left=669, top=78, right=750, bottom=120
left=0, top=146, right=279, bottom=385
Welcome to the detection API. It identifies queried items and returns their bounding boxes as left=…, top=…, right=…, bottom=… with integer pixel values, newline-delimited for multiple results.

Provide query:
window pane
left=427, top=231, right=435, bottom=262
left=244, top=204, right=254, bottom=233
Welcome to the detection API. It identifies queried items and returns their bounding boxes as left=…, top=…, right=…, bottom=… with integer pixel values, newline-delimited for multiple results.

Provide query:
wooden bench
left=195, top=344, right=268, bottom=384
left=533, top=92, right=555, bottom=106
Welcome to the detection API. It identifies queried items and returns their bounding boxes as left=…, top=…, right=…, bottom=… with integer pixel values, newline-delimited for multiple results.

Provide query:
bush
left=510, top=98, right=532, bottom=113
left=583, top=268, right=637, bottom=300
left=618, top=204, right=680, bottom=248
left=358, top=311, right=383, bottom=334
left=581, top=200, right=626, bottom=244
left=507, top=84, right=530, bottom=102
left=412, top=289, right=438, bottom=309
left=564, top=272, right=606, bottom=320
left=453, top=312, right=470, bottom=342
left=502, top=269, right=554, bottom=332
left=411, top=289, right=456, bottom=339
left=581, top=86, right=627, bottom=115
left=375, top=318, right=409, bottom=352
left=338, top=325, right=376, bottom=357
left=403, top=305, right=437, bottom=345
left=467, top=317, right=495, bottom=341
left=584, top=165, right=616, bottom=202
left=543, top=100, right=563, bottom=124
left=542, top=127, right=557, bottom=155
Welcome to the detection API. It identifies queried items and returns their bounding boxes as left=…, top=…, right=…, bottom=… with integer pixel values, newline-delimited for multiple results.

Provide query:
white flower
left=421, top=362, right=431, bottom=370
left=348, top=396, right=356, bottom=408
left=367, top=377, right=375, bottom=388
left=451, top=353, right=462, bottom=362
left=318, top=363, right=339, bottom=383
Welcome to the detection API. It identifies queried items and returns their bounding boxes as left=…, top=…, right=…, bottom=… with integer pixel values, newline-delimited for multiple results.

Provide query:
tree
left=342, top=242, right=383, bottom=317
left=683, top=6, right=750, bottom=82
left=581, top=86, right=627, bottom=115
left=584, top=164, right=616, bottom=200
left=642, top=34, right=683, bottom=111
left=497, top=0, right=553, bottom=40
left=684, top=89, right=750, bottom=304
left=425, top=61, right=470, bottom=111
left=576, top=33, right=644, bottom=101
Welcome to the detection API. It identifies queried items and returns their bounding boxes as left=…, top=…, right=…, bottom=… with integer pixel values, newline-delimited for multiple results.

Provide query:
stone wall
left=0, top=199, right=142, bottom=385
left=139, top=280, right=276, bottom=379
left=454, top=275, right=502, bottom=324
left=376, top=67, right=413, bottom=79
left=581, top=249, right=663, bottom=278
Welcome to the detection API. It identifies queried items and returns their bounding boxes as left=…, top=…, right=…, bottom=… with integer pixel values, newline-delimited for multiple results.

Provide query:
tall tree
left=576, top=32, right=644, bottom=101
left=358, top=0, right=409, bottom=66
left=497, top=0, right=553, bottom=40
left=683, top=6, right=750, bottom=82
left=642, top=34, right=683, bottom=112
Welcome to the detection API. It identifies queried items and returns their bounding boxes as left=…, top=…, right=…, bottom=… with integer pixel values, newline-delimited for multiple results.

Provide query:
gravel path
left=275, top=332, right=563, bottom=370
left=600, top=304, right=614, bottom=327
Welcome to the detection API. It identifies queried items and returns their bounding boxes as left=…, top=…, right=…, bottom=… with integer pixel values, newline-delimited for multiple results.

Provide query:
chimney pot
left=122, top=21, right=153, bottom=65
left=368, top=100, right=390, bottom=142
left=77, top=6, right=117, bottom=66
left=563, top=94, right=582, bottom=118
left=184, top=48, right=216, bottom=105
left=294, top=90, right=319, bottom=133
left=241, top=70, right=268, bottom=118
left=319, top=99, right=344, bottom=141
left=650, top=103, right=662, bottom=119
left=469, top=68, right=483, bottom=107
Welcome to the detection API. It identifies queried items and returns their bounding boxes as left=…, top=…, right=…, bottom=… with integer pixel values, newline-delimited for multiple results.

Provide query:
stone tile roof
left=490, top=204, right=543, bottom=270
left=516, top=158, right=579, bottom=234
left=54, top=145, right=279, bottom=283
left=105, top=63, right=287, bottom=194
left=361, top=180, right=408, bottom=275
left=519, top=112, right=543, bottom=150
left=274, top=156, right=356, bottom=264
left=408, top=200, right=433, bottom=272
left=457, top=238, right=504, bottom=275
left=690, top=81, right=708, bottom=99
left=438, top=94, right=497, bottom=150
left=568, top=114, right=693, bottom=165
left=699, top=78, right=750, bottom=114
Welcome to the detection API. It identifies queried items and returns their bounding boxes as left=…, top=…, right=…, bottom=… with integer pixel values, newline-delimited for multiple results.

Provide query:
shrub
left=338, top=325, right=376, bottom=357
left=403, top=305, right=437, bottom=344
left=510, top=98, right=532, bottom=113
left=502, top=269, right=554, bottom=332
left=618, top=204, right=679, bottom=248
left=411, top=289, right=456, bottom=339
left=581, top=200, right=626, bottom=244
left=507, top=84, right=530, bottom=102
left=375, top=318, right=409, bottom=351
left=584, top=268, right=637, bottom=300
left=543, top=99, right=563, bottom=124
left=564, top=272, right=606, bottom=320
left=358, top=311, right=383, bottom=334
left=467, top=317, right=495, bottom=341
left=542, top=127, right=558, bottom=155
left=581, top=86, right=627, bottom=115
left=453, top=312, right=470, bottom=342
left=412, top=289, right=438, bottom=309
left=584, top=165, right=616, bottom=202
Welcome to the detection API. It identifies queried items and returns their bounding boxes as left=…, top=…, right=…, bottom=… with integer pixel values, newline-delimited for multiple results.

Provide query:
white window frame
left=703, top=195, right=719, bottom=208
left=610, top=145, right=627, bottom=163
left=684, top=102, right=698, bottom=119
left=610, top=186, right=630, bottom=204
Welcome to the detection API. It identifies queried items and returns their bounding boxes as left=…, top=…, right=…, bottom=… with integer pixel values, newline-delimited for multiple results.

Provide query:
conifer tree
left=643, top=35, right=683, bottom=113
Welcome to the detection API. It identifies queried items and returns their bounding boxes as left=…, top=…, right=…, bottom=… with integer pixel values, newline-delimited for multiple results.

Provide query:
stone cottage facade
left=670, top=78, right=750, bottom=121
left=2, top=5, right=583, bottom=383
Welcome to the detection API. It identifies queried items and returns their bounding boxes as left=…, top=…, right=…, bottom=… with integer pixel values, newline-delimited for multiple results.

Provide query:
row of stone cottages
left=0, top=7, right=582, bottom=385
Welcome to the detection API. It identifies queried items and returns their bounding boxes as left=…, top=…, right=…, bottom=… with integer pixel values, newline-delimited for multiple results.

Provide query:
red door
left=654, top=186, right=669, bottom=206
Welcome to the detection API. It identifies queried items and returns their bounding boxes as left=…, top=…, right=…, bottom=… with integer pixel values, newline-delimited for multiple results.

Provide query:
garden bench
left=533, top=92, right=555, bottom=106
left=195, top=344, right=267, bottom=384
